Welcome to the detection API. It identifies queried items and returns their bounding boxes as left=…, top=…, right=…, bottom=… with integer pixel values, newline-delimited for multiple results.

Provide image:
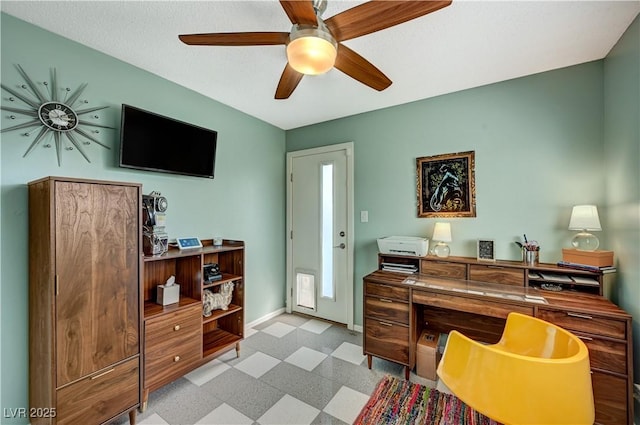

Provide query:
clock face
left=0, top=64, right=114, bottom=166
left=38, top=102, right=79, bottom=131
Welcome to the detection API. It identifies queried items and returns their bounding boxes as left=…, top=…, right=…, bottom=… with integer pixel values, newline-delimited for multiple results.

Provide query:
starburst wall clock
left=1, top=64, right=113, bottom=166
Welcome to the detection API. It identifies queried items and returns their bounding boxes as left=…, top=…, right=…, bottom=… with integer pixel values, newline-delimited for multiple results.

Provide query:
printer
left=377, top=236, right=429, bottom=257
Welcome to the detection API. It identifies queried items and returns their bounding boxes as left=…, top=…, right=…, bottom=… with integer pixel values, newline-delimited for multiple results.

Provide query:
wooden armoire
left=29, top=177, right=141, bottom=425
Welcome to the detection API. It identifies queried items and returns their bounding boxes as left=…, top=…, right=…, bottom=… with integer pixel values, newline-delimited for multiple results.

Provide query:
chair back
left=436, top=312, right=594, bottom=425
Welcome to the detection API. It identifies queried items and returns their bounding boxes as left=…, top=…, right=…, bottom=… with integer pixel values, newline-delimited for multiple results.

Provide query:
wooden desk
left=363, top=270, right=633, bottom=425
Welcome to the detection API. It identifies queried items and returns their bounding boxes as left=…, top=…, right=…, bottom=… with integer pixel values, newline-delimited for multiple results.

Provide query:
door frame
left=286, top=142, right=355, bottom=330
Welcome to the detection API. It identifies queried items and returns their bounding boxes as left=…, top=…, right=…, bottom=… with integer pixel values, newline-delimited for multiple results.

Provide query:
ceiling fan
left=179, top=0, right=452, bottom=99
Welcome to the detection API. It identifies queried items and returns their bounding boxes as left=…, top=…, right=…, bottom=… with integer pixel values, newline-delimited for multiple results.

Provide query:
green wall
left=1, top=13, right=286, bottom=422
left=287, top=61, right=607, bottom=327
left=604, top=14, right=640, bottom=405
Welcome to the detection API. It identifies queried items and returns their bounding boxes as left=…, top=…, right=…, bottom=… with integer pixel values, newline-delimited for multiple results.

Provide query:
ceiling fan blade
left=279, top=0, right=318, bottom=26
left=325, top=0, right=452, bottom=42
left=334, top=43, right=391, bottom=91
left=179, top=32, right=289, bottom=46
left=275, top=64, right=304, bottom=99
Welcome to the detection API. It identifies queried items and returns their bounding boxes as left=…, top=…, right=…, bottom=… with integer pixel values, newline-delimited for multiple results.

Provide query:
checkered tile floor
left=116, top=313, right=434, bottom=425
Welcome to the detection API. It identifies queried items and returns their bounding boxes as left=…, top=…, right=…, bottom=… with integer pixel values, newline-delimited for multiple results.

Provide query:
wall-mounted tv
left=119, top=104, right=217, bottom=178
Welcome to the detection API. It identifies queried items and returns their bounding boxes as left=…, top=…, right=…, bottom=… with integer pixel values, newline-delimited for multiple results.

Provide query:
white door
left=286, top=143, right=353, bottom=328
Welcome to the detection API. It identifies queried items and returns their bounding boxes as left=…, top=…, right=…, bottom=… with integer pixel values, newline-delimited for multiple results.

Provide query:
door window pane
left=321, top=163, right=334, bottom=299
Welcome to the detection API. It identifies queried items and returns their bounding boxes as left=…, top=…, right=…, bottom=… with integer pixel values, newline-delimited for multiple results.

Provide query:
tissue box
left=416, top=330, right=441, bottom=380
left=156, top=284, right=180, bottom=305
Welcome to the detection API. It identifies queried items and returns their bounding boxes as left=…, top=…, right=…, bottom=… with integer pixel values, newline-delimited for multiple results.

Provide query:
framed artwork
left=477, top=239, right=496, bottom=262
left=416, top=151, right=476, bottom=218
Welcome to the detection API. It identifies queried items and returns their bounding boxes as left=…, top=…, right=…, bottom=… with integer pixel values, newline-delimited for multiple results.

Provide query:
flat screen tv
left=119, top=104, right=217, bottom=178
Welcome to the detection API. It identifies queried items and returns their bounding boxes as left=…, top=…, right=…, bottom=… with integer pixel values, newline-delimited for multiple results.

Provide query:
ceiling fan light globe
left=287, top=24, right=337, bottom=75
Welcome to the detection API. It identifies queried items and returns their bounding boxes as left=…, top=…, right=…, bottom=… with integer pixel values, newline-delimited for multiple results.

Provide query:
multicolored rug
left=354, top=375, right=502, bottom=425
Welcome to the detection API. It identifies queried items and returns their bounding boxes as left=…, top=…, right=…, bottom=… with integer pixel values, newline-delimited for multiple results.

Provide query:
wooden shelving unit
left=141, top=239, right=244, bottom=407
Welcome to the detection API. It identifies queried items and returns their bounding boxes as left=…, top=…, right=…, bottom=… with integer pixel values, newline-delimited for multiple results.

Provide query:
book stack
left=557, top=261, right=616, bottom=274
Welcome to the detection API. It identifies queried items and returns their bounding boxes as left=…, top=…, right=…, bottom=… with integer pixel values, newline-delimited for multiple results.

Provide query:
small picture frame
left=477, top=239, right=495, bottom=262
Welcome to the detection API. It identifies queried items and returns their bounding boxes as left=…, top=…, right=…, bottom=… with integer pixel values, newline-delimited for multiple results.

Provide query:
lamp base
left=571, top=232, right=599, bottom=251
left=434, top=242, right=450, bottom=258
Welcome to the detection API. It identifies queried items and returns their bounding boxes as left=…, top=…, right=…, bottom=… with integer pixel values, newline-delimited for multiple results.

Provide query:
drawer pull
left=378, top=321, right=393, bottom=327
left=487, top=266, right=505, bottom=269
left=174, top=355, right=181, bottom=362
left=567, top=312, right=593, bottom=320
left=90, top=368, right=114, bottom=380
left=174, top=324, right=181, bottom=331
left=578, top=336, right=593, bottom=341
left=379, top=298, right=393, bottom=303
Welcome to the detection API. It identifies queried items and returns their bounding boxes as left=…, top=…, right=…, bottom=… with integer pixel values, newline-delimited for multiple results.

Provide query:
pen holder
left=523, top=250, right=539, bottom=266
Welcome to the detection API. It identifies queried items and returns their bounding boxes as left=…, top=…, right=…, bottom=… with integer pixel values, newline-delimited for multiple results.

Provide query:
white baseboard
left=245, top=308, right=363, bottom=334
left=245, top=308, right=286, bottom=331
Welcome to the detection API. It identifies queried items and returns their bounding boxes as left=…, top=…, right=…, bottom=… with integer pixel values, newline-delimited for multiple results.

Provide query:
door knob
left=334, top=243, right=346, bottom=249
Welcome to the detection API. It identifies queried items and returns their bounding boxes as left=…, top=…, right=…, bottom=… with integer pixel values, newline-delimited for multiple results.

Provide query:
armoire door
left=54, top=181, right=139, bottom=387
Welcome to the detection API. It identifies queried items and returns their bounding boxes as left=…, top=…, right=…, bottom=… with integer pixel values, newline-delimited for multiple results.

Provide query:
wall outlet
left=360, top=211, right=368, bottom=223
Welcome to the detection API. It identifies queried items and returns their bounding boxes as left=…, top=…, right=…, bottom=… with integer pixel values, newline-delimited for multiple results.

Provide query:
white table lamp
left=432, top=222, right=452, bottom=258
left=568, top=205, right=601, bottom=251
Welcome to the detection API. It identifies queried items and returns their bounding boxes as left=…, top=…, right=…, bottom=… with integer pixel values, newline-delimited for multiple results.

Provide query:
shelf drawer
left=575, top=332, right=627, bottom=375
left=536, top=308, right=626, bottom=340
left=145, top=304, right=202, bottom=349
left=469, top=264, right=524, bottom=286
left=365, top=296, right=409, bottom=325
left=364, top=318, right=409, bottom=365
left=365, top=282, right=409, bottom=301
left=420, top=260, right=466, bottom=279
left=144, top=304, right=202, bottom=389
left=144, top=333, right=201, bottom=389
left=56, top=357, right=139, bottom=425
left=592, top=371, right=628, bottom=425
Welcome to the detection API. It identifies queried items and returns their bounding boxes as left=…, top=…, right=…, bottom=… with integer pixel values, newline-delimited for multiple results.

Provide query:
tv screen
left=119, top=104, right=217, bottom=178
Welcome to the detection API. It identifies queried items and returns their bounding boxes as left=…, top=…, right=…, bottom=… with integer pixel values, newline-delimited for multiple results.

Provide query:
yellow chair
left=436, top=312, right=594, bottom=425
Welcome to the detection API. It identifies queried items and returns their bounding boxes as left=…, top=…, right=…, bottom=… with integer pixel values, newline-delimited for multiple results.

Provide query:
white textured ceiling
left=2, top=1, right=639, bottom=130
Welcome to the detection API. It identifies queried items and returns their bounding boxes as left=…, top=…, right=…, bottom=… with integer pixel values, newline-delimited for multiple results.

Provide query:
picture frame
left=477, top=239, right=496, bottom=262
left=416, top=151, right=476, bottom=218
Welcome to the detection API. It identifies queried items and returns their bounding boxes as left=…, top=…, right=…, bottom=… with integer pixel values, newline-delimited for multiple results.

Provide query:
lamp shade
left=432, top=222, right=452, bottom=242
left=568, top=205, right=601, bottom=231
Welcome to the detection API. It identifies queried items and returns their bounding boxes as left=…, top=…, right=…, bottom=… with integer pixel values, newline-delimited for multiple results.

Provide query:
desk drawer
left=536, top=308, right=626, bottom=340
left=575, top=332, right=627, bottom=375
left=412, top=291, right=533, bottom=319
left=420, top=260, right=467, bottom=279
left=365, top=282, right=409, bottom=301
left=592, top=371, right=628, bottom=425
left=469, top=264, right=524, bottom=286
left=364, top=318, right=409, bottom=365
left=365, top=296, right=409, bottom=324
